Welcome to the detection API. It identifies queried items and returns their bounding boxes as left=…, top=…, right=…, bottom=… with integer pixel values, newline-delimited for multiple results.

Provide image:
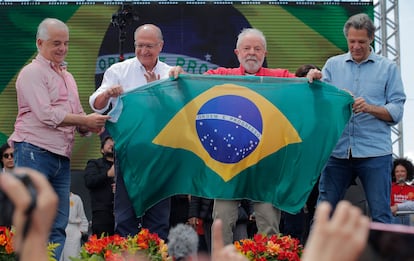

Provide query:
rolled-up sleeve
left=89, top=67, right=118, bottom=114
left=384, top=64, right=406, bottom=125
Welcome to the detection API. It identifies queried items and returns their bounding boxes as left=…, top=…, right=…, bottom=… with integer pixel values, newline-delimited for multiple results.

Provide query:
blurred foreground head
left=168, top=223, right=199, bottom=261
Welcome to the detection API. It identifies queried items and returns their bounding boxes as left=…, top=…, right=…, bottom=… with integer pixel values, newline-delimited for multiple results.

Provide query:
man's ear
left=36, top=38, right=42, bottom=49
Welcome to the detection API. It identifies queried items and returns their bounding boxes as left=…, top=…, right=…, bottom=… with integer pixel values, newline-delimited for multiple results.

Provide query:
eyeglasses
left=134, top=43, right=160, bottom=50
left=2, top=153, right=13, bottom=159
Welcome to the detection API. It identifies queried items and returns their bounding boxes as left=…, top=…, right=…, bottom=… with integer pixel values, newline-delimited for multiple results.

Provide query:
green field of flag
left=106, top=74, right=353, bottom=215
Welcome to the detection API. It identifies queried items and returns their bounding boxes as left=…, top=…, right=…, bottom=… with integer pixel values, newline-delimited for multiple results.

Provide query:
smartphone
left=358, top=222, right=414, bottom=261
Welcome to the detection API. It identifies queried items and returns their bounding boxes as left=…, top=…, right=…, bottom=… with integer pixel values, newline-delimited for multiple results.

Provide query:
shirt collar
left=345, top=46, right=376, bottom=64
left=36, top=54, right=68, bottom=70
left=136, top=57, right=161, bottom=73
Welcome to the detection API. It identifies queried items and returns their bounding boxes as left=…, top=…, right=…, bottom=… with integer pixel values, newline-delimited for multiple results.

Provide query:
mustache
left=245, top=56, right=258, bottom=61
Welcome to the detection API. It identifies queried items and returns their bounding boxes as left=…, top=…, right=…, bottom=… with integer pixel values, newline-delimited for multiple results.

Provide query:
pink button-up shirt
left=9, top=54, right=86, bottom=158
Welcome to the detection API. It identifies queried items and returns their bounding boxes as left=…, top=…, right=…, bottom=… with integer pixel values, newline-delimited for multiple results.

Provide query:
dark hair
left=0, top=143, right=11, bottom=168
left=392, top=158, right=414, bottom=182
left=295, top=64, right=321, bottom=77
left=101, top=136, right=113, bottom=149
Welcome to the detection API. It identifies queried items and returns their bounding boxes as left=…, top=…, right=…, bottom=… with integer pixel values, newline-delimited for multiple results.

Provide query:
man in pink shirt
left=207, top=28, right=321, bottom=245
left=8, top=18, right=109, bottom=259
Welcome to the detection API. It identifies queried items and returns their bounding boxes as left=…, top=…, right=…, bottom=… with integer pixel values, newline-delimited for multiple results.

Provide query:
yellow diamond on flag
left=153, top=83, right=302, bottom=181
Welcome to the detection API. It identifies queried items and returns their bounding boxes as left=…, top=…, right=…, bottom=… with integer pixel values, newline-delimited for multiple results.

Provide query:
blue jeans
left=114, top=155, right=140, bottom=237
left=318, top=155, right=392, bottom=223
left=281, top=209, right=306, bottom=244
left=14, top=142, right=70, bottom=260
left=141, top=197, right=171, bottom=240
left=114, top=156, right=171, bottom=240
left=392, top=215, right=411, bottom=226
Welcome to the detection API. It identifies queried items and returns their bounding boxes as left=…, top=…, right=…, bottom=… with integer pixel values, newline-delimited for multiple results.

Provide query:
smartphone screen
left=358, top=222, right=414, bottom=261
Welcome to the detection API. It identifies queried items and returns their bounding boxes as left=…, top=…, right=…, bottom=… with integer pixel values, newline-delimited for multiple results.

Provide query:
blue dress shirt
left=322, top=50, right=406, bottom=159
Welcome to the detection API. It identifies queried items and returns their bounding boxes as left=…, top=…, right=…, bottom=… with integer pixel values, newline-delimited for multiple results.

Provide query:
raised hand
left=211, top=219, right=248, bottom=261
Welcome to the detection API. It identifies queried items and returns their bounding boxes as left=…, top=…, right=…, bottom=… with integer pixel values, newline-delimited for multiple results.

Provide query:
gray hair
left=343, top=13, right=375, bottom=40
left=134, top=24, right=163, bottom=42
left=167, top=224, right=198, bottom=261
left=36, top=18, right=68, bottom=41
left=236, top=28, right=267, bottom=50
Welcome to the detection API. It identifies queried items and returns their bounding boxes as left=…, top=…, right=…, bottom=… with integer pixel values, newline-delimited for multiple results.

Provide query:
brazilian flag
left=106, top=74, right=353, bottom=216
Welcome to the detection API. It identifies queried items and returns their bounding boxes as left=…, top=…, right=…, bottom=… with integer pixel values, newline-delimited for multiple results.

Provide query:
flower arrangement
left=72, top=228, right=170, bottom=261
left=0, top=225, right=60, bottom=261
left=3, top=224, right=304, bottom=261
left=234, top=233, right=303, bottom=261
left=0, top=226, right=15, bottom=261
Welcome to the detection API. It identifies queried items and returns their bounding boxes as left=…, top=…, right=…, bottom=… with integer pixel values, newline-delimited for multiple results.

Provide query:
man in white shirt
left=89, top=24, right=182, bottom=239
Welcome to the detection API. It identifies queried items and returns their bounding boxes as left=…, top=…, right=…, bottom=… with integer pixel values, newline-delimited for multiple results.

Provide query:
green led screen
left=0, top=1, right=373, bottom=169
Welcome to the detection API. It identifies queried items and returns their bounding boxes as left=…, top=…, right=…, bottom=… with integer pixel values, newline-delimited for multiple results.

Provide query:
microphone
left=168, top=223, right=199, bottom=261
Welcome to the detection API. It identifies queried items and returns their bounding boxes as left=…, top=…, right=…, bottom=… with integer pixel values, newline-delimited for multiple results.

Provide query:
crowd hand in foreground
left=211, top=219, right=249, bottom=261
left=0, top=169, right=369, bottom=261
left=302, top=200, right=370, bottom=261
left=0, top=168, right=246, bottom=261
left=0, top=167, right=58, bottom=261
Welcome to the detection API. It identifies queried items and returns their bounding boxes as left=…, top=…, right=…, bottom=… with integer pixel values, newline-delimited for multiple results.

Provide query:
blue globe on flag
left=196, top=95, right=263, bottom=163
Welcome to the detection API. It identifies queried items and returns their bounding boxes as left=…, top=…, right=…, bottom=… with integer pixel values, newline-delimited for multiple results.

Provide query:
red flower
left=0, top=226, right=14, bottom=255
left=75, top=229, right=170, bottom=261
left=235, top=233, right=303, bottom=261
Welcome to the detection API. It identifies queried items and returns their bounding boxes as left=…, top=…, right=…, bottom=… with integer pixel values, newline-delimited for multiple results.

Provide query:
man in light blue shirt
left=318, top=13, right=406, bottom=223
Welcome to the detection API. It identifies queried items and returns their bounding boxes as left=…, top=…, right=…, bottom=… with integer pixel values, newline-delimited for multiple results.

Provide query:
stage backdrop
left=0, top=1, right=373, bottom=170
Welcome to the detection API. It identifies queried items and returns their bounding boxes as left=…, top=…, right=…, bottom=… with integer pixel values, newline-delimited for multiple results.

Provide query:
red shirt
left=205, top=65, right=296, bottom=77
left=391, top=183, right=414, bottom=206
